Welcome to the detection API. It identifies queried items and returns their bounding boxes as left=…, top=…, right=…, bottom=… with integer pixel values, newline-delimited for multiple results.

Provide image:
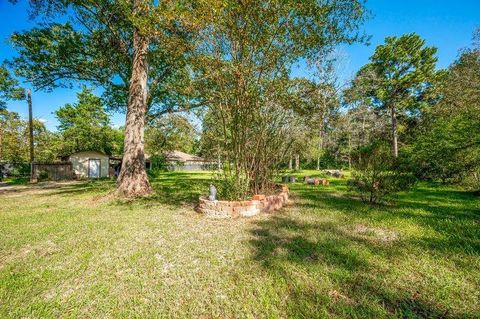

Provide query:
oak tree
left=10, top=0, right=209, bottom=196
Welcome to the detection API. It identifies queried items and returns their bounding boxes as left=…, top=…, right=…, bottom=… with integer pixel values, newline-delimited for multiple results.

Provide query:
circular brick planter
left=196, top=185, right=289, bottom=218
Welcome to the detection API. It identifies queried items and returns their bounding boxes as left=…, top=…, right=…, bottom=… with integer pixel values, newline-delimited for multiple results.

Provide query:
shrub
left=462, top=167, right=480, bottom=192
left=212, top=173, right=250, bottom=201
left=38, top=170, right=49, bottom=181
left=147, top=168, right=164, bottom=178
left=9, top=162, right=30, bottom=177
left=349, top=143, right=416, bottom=204
left=149, top=154, right=168, bottom=171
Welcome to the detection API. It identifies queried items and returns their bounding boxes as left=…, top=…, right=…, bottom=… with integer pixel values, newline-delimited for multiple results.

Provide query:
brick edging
left=196, top=185, right=290, bottom=218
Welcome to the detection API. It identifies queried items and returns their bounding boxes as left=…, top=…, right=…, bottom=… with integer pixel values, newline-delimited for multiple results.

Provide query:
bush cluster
left=349, top=143, right=417, bottom=204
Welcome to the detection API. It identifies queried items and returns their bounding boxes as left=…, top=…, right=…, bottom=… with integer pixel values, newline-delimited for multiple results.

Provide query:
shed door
left=88, top=159, right=101, bottom=178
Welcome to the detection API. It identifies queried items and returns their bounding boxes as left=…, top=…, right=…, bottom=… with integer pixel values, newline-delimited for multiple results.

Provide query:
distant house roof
left=109, top=151, right=203, bottom=163
left=165, top=151, right=205, bottom=162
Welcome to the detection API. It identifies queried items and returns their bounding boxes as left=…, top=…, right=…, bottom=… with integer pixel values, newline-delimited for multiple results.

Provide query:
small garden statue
left=209, top=184, right=217, bottom=201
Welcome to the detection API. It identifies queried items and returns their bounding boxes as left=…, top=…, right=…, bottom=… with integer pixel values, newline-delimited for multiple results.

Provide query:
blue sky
left=0, top=0, right=479, bottom=130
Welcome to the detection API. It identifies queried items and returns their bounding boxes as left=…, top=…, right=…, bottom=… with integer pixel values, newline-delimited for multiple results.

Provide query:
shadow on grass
left=248, top=180, right=479, bottom=317
left=3, top=177, right=29, bottom=186
left=136, top=172, right=212, bottom=207
left=0, top=180, right=97, bottom=196
left=295, top=180, right=480, bottom=255
left=249, top=214, right=458, bottom=318
left=19, top=172, right=211, bottom=208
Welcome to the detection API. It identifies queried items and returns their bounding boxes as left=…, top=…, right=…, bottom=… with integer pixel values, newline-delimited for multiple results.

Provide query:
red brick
left=253, top=194, right=266, bottom=200
left=240, top=200, right=252, bottom=206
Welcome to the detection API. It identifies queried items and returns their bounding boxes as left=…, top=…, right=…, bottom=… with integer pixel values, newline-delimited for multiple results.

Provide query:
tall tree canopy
left=55, top=87, right=119, bottom=155
left=0, top=109, right=56, bottom=163
left=0, top=66, right=23, bottom=109
left=347, top=33, right=439, bottom=157
left=9, top=1, right=195, bottom=115
left=145, top=114, right=198, bottom=156
left=410, top=29, right=480, bottom=189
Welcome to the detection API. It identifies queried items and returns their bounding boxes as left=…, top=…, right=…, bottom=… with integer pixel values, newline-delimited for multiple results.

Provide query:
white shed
left=69, top=151, right=110, bottom=178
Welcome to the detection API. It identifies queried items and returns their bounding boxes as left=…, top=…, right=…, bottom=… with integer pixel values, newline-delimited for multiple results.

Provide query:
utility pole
left=27, top=89, right=35, bottom=182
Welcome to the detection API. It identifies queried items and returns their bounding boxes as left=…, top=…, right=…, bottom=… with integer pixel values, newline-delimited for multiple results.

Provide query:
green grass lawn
left=1, top=171, right=479, bottom=318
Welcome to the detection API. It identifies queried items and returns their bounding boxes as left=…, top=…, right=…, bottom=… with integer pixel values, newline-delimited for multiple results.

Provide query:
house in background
left=50, top=150, right=208, bottom=180
left=165, top=151, right=212, bottom=171
left=108, top=154, right=151, bottom=177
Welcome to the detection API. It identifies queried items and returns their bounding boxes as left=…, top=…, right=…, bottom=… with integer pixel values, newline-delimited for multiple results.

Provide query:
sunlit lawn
left=0, top=171, right=479, bottom=318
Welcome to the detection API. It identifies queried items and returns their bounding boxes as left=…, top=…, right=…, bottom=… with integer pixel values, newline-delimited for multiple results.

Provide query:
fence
left=33, top=162, right=74, bottom=181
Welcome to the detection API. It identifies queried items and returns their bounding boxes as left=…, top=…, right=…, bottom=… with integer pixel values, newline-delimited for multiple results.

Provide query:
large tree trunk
left=288, top=157, right=292, bottom=170
left=391, top=106, right=398, bottom=157
left=116, top=7, right=152, bottom=197
left=295, top=154, right=300, bottom=170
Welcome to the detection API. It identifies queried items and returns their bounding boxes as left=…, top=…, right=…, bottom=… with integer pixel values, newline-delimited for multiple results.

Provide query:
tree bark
left=116, top=3, right=153, bottom=197
left=391, top=106, right=398, bottom=157
left=295, top=154, right=300, bottom=170
left=317, top=126, right=323, bottom=171
left=348, top=132, right=352, bottom=170
left=317, top=111, right=325, bottom=171
left=288, top=157, right=292, bottom=170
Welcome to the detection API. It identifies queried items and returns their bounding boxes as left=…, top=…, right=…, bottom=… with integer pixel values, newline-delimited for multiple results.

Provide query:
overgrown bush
left=0, top=162, right=30, bottom=179
left=147, top=168, right=164, bottom=179
left=38, top=170, right=49, bottom=181
left=462, top=167, right=480, bottom=192
left=349, top=143, right=416, bottom=203
left=149, top=155, right=168, bottom=171
left=212, top=173, right=250, bottom=201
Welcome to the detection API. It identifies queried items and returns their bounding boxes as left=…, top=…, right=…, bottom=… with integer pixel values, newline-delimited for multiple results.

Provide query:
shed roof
left=68, top=150, right=109, bottom=157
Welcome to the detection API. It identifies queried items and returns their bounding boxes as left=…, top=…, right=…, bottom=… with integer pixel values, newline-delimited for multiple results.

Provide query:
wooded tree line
left=0, top=86, right=121, bottom=164
left=0, top=86, right=197, bottom=165
left=279, top=31, right=479, bottom=193
left=0, top=1, right=478, bottom=197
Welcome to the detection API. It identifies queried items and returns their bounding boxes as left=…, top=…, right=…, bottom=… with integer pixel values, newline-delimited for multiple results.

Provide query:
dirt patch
left=0, top=240, right=59, bottom=270
left=350, top=224, right=400, bottom=243
left=0, top=181, right=85, bottom=196
left=329, top=290, right=354, bottom=304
